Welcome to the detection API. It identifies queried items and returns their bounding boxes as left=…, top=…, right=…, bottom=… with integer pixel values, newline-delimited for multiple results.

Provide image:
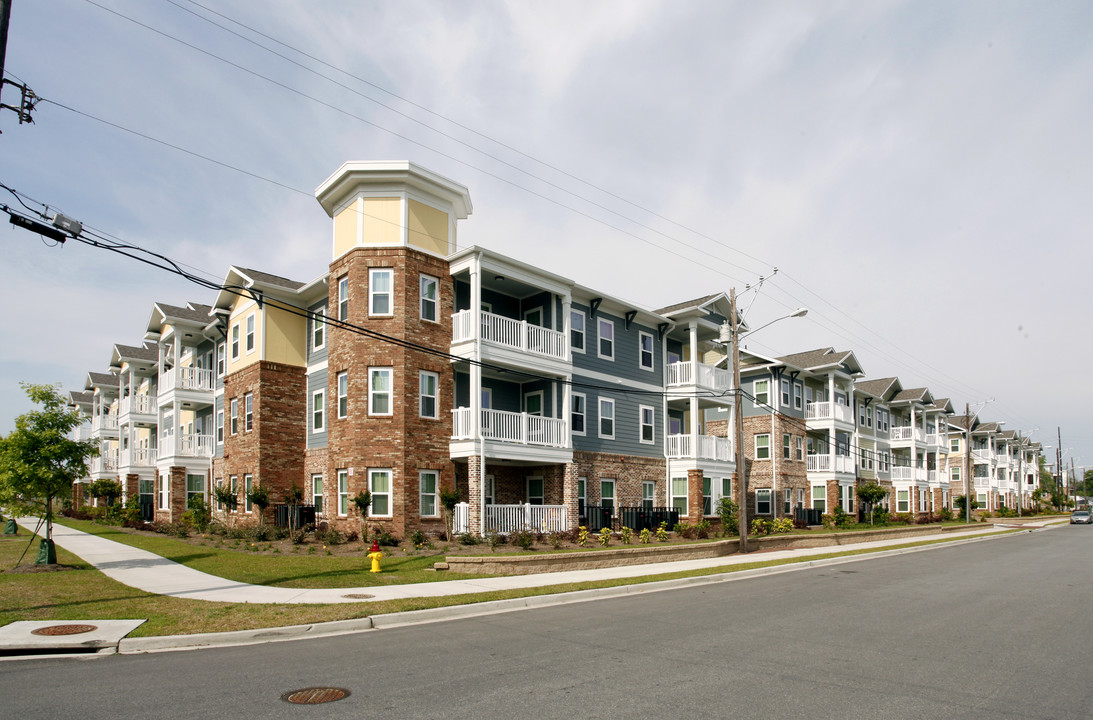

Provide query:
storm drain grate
left=342, top=593, right=375, bottom=600
left=31, top=624, right=98, bottom=636
left=281, top=687, right=351, bottom=705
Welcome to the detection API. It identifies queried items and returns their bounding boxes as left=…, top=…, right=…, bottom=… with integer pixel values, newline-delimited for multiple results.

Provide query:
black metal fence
left=273, top=504, right=317, bottom=529
left=583, top=506, right=613, bottom=532
left=794, top=508, right=824, bottom=526
left=618, top=506, right=680, bottom=532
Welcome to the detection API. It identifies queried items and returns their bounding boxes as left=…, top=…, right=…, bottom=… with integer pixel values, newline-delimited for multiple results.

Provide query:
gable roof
left=855, top=377, right=901, bottom=400
left=889, top=387, right=934, bottom=405
left=86, top=371, right=119, bottom=389
left=68, top=390, right=94, bottom=406
left=776, top=347, right=863, bottom=376
left=234, top=267, right=306, bottom=291
left=655, top=294, right=722, bottom=316
left=929, top=397, right=955, bottom=414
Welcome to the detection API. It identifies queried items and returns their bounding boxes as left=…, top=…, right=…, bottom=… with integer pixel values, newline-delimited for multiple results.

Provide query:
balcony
left=666, top=434, right=732, bottom=461
left=890, top=426, right=926, bottom=444
left=159, top=366, right=215, bottom=394
left=91, top=414, right=119, bottom=434
left=120, top=447, right=157, bottom=468
left=972, top=448, right=993, bottom=463
left=891, top=466, right=927, bottom=482
left=806, top=402, right=853, bottom=425
left=90, top=451, right=118, bottom=476
left=452, top=310, right=568, bottom=361
left=806, top=454, right=855, bottom=474
left=119, top=394, right=157, bottom=418
left=451, top=408, right=568, bottom=448
left=160, top=434, right=215, bottom=459
left=74, top=425, right=93, bottom=442
left=666, top=361, right=730, bottom=392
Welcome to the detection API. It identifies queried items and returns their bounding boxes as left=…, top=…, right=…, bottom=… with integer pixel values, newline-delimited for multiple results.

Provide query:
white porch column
left=688, top=322, right=699, bottom=458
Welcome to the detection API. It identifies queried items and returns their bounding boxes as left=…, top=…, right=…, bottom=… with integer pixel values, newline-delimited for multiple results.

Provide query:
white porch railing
left=806, top=402, right=853, bottom=424
left=451, top=408, right=567, bottom=448
left=91, top=451, right=118, bottom=474
left=666, top=434, right=733, bottom=461
left=120, top=394, right=157, bottom=416
left=74, top=425, right=93, bottom=442
left=162, top=433, right=215, bottom=458
left=806, top=454, right=855, bottom=473
left=160, top=366, right=215, bottom=393
left=487, top=503, right=568, bottom=533
left=890, top=426, right=926, bottom=443
left=120, top=447, right=157, bottom=467
left=972, top=448, right=993, bottom=463
left=453, top=502, right=469, bottom=534
left=451, top=309, right=568, bottom=361
left=666, top=361, right=731, bottom=390
left=891, top=467, right=928, bottom=482
left=92, top=414, right=119, bottom=432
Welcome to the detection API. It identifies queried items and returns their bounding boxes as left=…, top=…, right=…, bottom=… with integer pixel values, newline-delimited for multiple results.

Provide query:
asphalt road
left=3, top=526, right=1092, bottom=719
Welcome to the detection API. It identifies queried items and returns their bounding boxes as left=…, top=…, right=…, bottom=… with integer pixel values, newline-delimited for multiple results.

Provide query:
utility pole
left=964, top=403, right=972, bottom=523
left=0, top=0, right=11, bottom=107
left=1057, top=427, right=1063, bottom=511
left=731, top=287, right=748, bottom=553
left=1016, top=430, right=1023, bottom=516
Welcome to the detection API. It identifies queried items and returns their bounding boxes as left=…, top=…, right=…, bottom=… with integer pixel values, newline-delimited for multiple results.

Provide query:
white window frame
left=312, top=389, right=325, bottom=432
left=599, top=397, right=615, bottom=439
left=337, top=469, right=348, bottom=516
left=217, top=342, right=226, bottom=377
left=951, top=437, right=961, bottom=453
left=570, top=310, right=585, bottom=353
left=703, top=477, right=713, bottom=516
left=527, top=476, right=544, bottom=506
left=793, top=383, right=803, bottom=410
left=795, top=436, right=804, bottom=461
left=781, top=379, right=791, bottom=406
left=642, top=480, right=655, bottom=509
left=755, top=433, right=770, bottom=460
left=755, top=488, right=772, bottom=515
left=245, top=313, right=256, bottom=354
left=230, top=324, right=240, bottom=361
left=639, top=405, right=655, bottom=444
left=216, top=409, right=224, bottom=444
left=597, top=318, right=615, bottom=360
left=369, top=367, right=393, bottom=416
left=599, top=478, right=615, bottom=510
left=571, top=392, right=586, bottom=436
left=420, top=274, right=438, bottom=322
left=312, top=308, right=325, bottom=351
left=419, top=470, right=439, bottom=517
left=244, top=474, right=254, bottom=513
left=368, top=468, right=392, bottom=517
left=311, top=474, right=323, bottom=515
left=897, top=490, right=910, bottom=513
left=754, top=379, right=769, bottom=406
left=337, top=276, right=349, bottom=321
left=230, top=398, right=238, bottom=435
left=419, top=371, right=438, bottom=419
left=783, top=433, right=792, bottom=460
left=524, top=390, right=543, bottom=416
left=244, top=393, right=253, bottom=432
left=337, top=371, right=348, bottom=418
left=638, top=331, right=654, bottom=371
left=784, top=488, right=792, bottom=514
left=951, top=466, right=961, bottom=482
left=671, top=477, right=688, bottom=516
left=369, top=268, right=393, bottom=316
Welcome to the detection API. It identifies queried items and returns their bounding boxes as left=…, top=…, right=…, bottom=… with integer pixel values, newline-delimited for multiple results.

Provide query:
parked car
left=1070, top=510, right=1092, bottom=525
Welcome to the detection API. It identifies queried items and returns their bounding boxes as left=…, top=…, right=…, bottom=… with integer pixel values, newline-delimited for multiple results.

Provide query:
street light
left=724, top=293, right=807, bottom=554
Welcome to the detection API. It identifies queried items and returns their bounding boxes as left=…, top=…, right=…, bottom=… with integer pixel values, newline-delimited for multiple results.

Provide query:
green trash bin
left=3, top=518, right=16, bottom=535
left=36, top=538, right=57, bottom=565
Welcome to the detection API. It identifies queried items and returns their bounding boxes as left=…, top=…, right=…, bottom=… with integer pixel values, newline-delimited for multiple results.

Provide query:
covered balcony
left=91, top=413, right=119, bottom=436
left=452, top=408, right=567, bottom=448
left=453, top=502, right=568, bottom=534
left=119, top=394, right=157, bottom=422
left=160, top=433, right=215, bottom=459
left=452, top=310, right=568, bottom=362
left=806, top=454, right=855, bottom=474
left=159, top=366, right=215, bottom=393
left=666, top=434, right=732, bottom=461
left=891, top=466, right=928, bottom=482
left=90, top=449, right=118, bottom=477
left=666, top=361, right=730, bottom=393
left=891, top=426, right=926, bottom=444
left=120, top=447, right=157, bottom=468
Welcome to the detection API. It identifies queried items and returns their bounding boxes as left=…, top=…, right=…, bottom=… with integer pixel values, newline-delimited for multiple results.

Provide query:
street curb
left=117, top=527, right=1026, bottom=654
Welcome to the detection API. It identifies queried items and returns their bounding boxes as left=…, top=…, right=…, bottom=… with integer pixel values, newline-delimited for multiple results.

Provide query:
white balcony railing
left=666, top=361, right=731, bottom=390
left=160, top=366, right=215, bottom=394
left=972, top=448, right=993, bottom=463
left=451, top=502, right=569, bottom=535
left=890, top=426, right=926, bottom=443
left=806, top=402, right=853, bottom=424
left=891, top=467, right=928, bottom=482
left=925, top=433, right=941, bottom=446
left=120, top=394, right=157, bottom=416
left=91, top=451, right=118, bottom=475
left=120, top=447, right=157, bottom=467
left=451, top=310, right=568, bottom=361
left=74, top=425, right=93, bottom=442
left=666, top=434, right=733, bottom=461
left=91, top=414, right=119, bottom=433
left=451, top=408, right=567, bottom=448
left=806, top=454, right=856, bottom=474
left=161, top=434, right=215, bottom=458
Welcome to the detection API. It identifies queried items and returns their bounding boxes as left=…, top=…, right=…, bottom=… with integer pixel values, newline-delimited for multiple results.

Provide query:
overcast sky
left=2, top=0, right=1090, bottom=472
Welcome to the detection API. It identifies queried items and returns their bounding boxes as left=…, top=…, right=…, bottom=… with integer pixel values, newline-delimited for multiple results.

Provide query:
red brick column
left=562, top=462, right=579, bottom=530
left=468, top=455, right=483, bottom=536
left=170, top=466, right=186, bottom=522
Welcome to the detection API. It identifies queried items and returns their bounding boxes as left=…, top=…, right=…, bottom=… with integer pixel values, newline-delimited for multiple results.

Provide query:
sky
left=1, top=0, right=1090, bottom=473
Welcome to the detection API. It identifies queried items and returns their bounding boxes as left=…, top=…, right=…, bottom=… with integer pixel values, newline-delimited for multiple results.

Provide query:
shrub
left=251, top=523, right=276, bottom=542
left=458, top=532, right=480, bottom=546
left=409, top=529, right=427, bottom=548
left=695, top=519, right=711, bottom=539
left=319, top=527, right=345, bottom=545
left=771, top=517, right=793, bottom=534
left=872, top=506, right=890, bottom=526
left=486, top=529, right=504, bottom=551
left=892, top=513, right=914, bottom=525
left=821, top=514, right=836, bottom=530
left=655, top=522, right=669, bottom=542
left=674, top=523, right=697, bottom=540
left=751, top=517, right=772, bottom=535
left=620, top=526, right=633, bottom=544
left=547, top=531, right=566, bottom=550
left=792, top=517, right=810, bottom=530
left=639, top=527, right=652, bottom=544
left=577, top=526, right=590, bottom=547
left=512, top=529, right=535, bottom=550
left=939, top=507, right=954, bottom=521
left=717, top=497, right=739, bottom=536
left=599, top=527, right=611, bottom=547
left=832, top=506, right=852, bottom=528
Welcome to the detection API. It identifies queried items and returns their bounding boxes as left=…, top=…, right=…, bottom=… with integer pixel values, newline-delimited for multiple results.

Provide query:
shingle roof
left=776, top=347, right=860, bottom=373
left=855, top=377, right=899, bottom=399
left=890, top=387, right=931, bottom=403
left=654, top=294, right=721, bottom=316
left=114, top=344, right=158, bottom=362
left=236, top=267, right=306, bottom=291
left=86, top=371, right=119, bottom=387
left=69, top=390, right=94, bottom=405
left=155, top=302, right=212, bottom=324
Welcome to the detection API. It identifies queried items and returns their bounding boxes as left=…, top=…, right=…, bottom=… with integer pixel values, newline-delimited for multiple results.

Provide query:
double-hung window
left=244, top=393, right=253, bottom=431
left=369, top=268, right=393, bottom=316
left=702, top=477, right=712, bottom=515
left=599, top=479, right=615, bottom=511
left=337, top=276, right=349, bottom=321
left=337, top=372, right=348, bottom=418
left=756, top=488, right=772, bottom=515
left=597, top=319, right=614, bottom=360
left=312, top=390, right=325, bottom=432
left=599, top=397, right=615, bottom=439
left=312, top=309, right=325, bottom=350
left=570, top=310, right=585, bottom=352
left=230, top=398, right=238, bottom=435
left=311, top=474, right=323, bottom=514
left=369, top=368, right=393, bottom=415
left=671, top=477, right=688, bottom=515
left=245, top=314, right=255, bottom=354
left=755, top=433, right=770, bottom=460
left=217, top=342, right=226, bottom=376
left=795, top=436, right=804, bottom=461
left=783, top=433, right=791, bottom=460
left=216, top=410, right=224, bottom=444
left=337, top=469, right=348, bottom=516
left=571, top=393, right=585, bottom=435
left=781, top=379, right=791, bottom=406
left=420, top=274, right=438, bottom=322
left=642, top=481, right=655, bottom=509
left=754, top=379, right=769, bottom=406
left=639, top=332, right=654, bottom=370
left=230, top=324, right=240, bottom=360
left=419, top=371, right=438, bottom=419
left=244, top=475, right=254, bottom=512
left=419, top=470, right=439, bottom=517
left=639, top=405, right=654, bottom=444
left=369, top=469, right=392, bottom=517
left=794, top=383, right=803, bottom=409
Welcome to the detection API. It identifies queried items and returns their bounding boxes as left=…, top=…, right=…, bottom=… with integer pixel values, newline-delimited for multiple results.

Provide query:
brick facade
left=740, top=414, right=808, bottom=518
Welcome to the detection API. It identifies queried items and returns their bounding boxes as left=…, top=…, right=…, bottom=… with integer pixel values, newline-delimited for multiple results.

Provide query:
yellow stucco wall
left=226, top=295, right=262, bottom=375
left=408, top=198, right=449, bottom=255
left=334, top=197, right=402, bottom=258
left=264, top=303, right=306, bottom=367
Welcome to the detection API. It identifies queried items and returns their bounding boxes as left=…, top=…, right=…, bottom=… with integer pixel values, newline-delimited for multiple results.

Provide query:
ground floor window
left=578, top=477, right=586, bottom=517
left=756, top=488, right=772, bottom=515
left=976, top=492, right=988, bottom=509
left=600, top=478, right=615, bottom=510
left=527, top=476, right=544, bottom=506
left=159, top=474, right=169, bottom=510
left=420, top=470, right=439, bottom=517
left=842, top=484, right=854, bottom=513
left=642, top=481, right=655, bottom=508
left=784, top=488, right=792, bottom=515
left=337, top=470, right=348, bottom=516
left=703, top=477, right=712, bottom=515
left=720, top=478, right=733, bottom=506
left=671, top=477, right=687, bottom=515
left=812, top=485, right=826, bottom=513
left=312, top=474, right=323, bottom=514
left=369, top=469, right=392, bottom=517
left=896, top=489, right=909, bottom=513
left=244, top=475, right=254, bottom=512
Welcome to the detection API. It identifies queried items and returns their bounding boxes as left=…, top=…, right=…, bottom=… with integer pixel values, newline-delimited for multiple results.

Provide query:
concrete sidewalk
left=17, top=518, right=1025, bottom=605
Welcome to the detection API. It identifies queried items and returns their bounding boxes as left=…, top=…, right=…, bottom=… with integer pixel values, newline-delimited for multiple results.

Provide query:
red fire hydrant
left=367, top=540, right=383, bottom=573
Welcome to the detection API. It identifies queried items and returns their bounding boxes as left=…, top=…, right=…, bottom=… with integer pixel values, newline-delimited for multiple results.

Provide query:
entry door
left=485, top=474, right=495, bottom=505
left=524, top=307, right=543, bottom=327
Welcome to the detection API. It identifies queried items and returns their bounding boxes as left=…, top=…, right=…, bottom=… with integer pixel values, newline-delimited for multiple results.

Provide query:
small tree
left=954, top=494, right=979, bottom=519
left=246, top=483, right=272, bottom=525
left=351, top=490, right=371, bottom=540
left=213, top=483, right=239, bottom=527
left=856, top=482, right=888, bottom=526
left=440, top=488, right=460, bottom=541
left=0, top=383, right=98, bottom=564
left=282, top=482, right=304, bottom=534
left=87, top=478, right=123, bottom=507
left=717, top=497, right=738, bottom=536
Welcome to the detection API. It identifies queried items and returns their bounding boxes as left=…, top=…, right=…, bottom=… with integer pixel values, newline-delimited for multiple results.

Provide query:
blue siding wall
left=571, top=303, right=662, bottom=387
left=213, top=394, right=224, bottom=458
left=306, top=301, right=328, bottom=365
left=572, top=381, right=662, bottom=458
left=307, top=368, right=328, bottom=449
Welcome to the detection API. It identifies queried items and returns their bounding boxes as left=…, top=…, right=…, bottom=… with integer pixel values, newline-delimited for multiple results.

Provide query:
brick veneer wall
left=741, top=414, right=808, bottom=517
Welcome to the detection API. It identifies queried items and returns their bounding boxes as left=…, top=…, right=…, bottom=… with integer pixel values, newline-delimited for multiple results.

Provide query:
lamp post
left=728, top=290, right=806, bottom=554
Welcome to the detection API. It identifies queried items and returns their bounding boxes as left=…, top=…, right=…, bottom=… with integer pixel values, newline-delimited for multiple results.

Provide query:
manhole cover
left=342, top=593, right=375, bottom=599
left=31, top=624, right=98, bottom=636
left=281, top=687, right=351, bottom=705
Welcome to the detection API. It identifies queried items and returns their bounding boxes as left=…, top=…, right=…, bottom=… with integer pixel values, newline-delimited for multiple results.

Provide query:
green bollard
left=35, top=539, right=57, bottom=565
left=3, top=518, right=16, bottom=535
